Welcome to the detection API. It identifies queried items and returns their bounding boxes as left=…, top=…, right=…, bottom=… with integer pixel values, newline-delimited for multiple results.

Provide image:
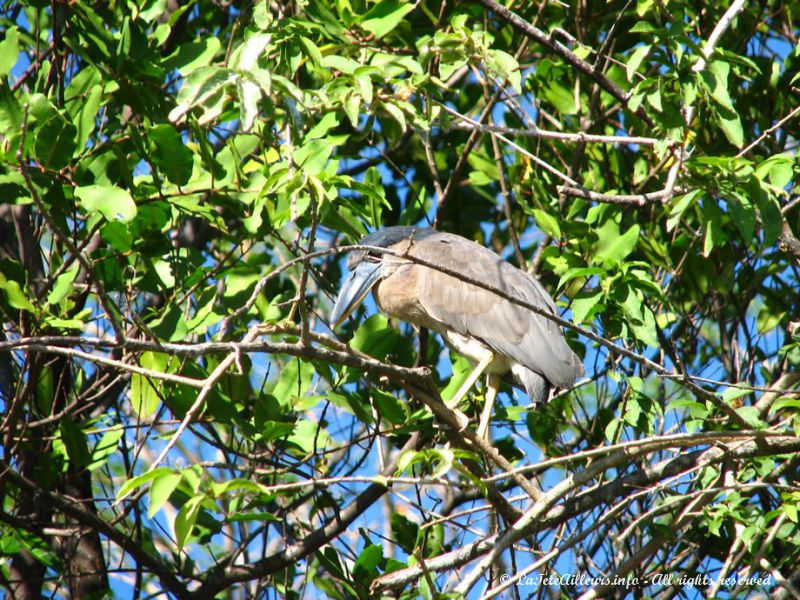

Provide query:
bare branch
left=450, top=122, right=662, bottom=147
left=557, top=184, right=688, bottom=206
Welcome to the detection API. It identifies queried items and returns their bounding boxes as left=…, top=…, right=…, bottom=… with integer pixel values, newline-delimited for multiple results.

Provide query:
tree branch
left=192, top=433, right=422, bottom=597
left=471, top=0, right=654, bottom=126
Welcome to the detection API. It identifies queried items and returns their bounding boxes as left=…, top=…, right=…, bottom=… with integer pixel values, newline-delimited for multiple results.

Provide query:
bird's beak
left=330, top=261, right=382, bottom=328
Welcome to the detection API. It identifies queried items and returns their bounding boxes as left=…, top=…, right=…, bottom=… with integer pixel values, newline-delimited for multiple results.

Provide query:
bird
left=330, top=226, right=583, bottom=437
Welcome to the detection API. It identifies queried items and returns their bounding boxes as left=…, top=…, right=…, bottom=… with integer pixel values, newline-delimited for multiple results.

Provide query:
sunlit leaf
left=75, top=184, right=137, bottom=222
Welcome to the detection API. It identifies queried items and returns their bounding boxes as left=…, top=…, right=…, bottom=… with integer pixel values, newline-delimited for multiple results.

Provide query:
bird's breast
left=373, top=263, right=439, bottom=330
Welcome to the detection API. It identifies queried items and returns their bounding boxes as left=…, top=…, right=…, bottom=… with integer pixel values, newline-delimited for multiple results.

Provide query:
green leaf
left=47, top=264, right=80, bottom=306
left=630, top=21, right=658, bottom=33
left=666, top=398, right=709, bottom=419
left=626, top=45, right=651, bottom=81
left=667, top=189, right=702, bottom=231
left=306, top=112, right=341, bottom=140
left=299, top=36, right=324, bottom=67
left=0, top=81, right=22, bottom=133
left=237, top=77, right=261, bottom=133
left=321, top=54, right=360, bottom=75
left=232, top=32, right=271, bottom=71
left=168, top=66, right=236, bottom=123
left=636, top=0, right=653, bottom=17
left=381, top=101, right=407, bottom=130
left=391, top=514, right=419, bottom=554
left=597, top=224, right=639, bottom=263
left=272, top=357, right=315, bottom=407
left=360, top=0, right=415, bottom=39
left=148, top=124, right=194, bottom=186
left=149, top=304, right=190, bottom=342
left=532, top=209, right=561, bottom=238
left=130, top=372, right=161, bottom=418
left=702, top=61, right=734, bottom=109
left=295, top=135, right=346, bottom=176
left=34, top=113, right=77, bottom=170
left=174, top=494, right=204, bottom=548
left=211, top=478, right=269, bottom=496
left=736, top=406, right=765, bottom=429
left=557, top=267, right=604, bottom=290
left=226, top=512, right=279, bottom=524
left=646, top=85, right=662, bottom=111
left=344, top=91, right=361, bottom=128
left=286, top=419, right=331, bottom=453
left=59, top=418, right=91, bottom=469
left=722, top=386, right=753, bottom=404
left=772, top=397, right=800, bottom=412
left=351, top=314, right=412, bottom=363
left=396, top=449, right=418, bottom=473
left=571, top=290, right=604, bottom=324
left=74, top=84, right=102, bottom=150
left=702, top=198, right=723, bottom=256
left=129, top=352, right=171, bottom=418
left=355, top=71, right=374, bottom=105
left=616, top=284, right=659, bottom=347
left=372, top=389, right=408, bottom=424
left=784, top=502, right=798, bottom=524
left=633, top=303, right=659, bottom=347
left=756, top=155, right=794, bottom=189
left=441, top=354, right=472, bottom=403
left=727, top=193, right=756, bottom=242
left=716, top=107, right=744, bottom=148
left=757, top=302, right=785, bottom=333
left=756, top=192, right=782, bottom=247
left=162, top=38, right=222, bottom=75
left=0, top=273, right=36, bottom=312
left=605, top=416, right=623, bottom=442
left=544, top=82, right=577, bottom=115
left=0, top=26, right=20, bottom=75
left=489, top=49, right=521, bottom=93
left=148, top=471, right=182, bottom=519
left=43, top=317, right=84, bottom=330
left=353, top=544, right=384, bottom=580
left=88, top=425, right=124, bottom=472
left=75, top=184, right=137, bottom=222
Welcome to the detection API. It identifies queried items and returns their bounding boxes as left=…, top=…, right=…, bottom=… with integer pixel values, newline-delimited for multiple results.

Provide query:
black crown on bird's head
left=348, top=226, right=438, bottom=268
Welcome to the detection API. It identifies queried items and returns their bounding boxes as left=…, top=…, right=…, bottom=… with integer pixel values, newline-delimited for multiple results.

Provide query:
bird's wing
left=410, top=232, right=581, bottom=388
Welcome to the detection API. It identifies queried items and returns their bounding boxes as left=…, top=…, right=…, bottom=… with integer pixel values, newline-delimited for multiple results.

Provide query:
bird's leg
left=476, top=373, right=501, bottom=439
left=446, top=352, right=494, bottom=411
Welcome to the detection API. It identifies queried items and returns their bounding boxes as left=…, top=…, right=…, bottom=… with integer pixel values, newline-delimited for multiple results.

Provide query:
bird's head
left=330, top=226, right=436, bottom=327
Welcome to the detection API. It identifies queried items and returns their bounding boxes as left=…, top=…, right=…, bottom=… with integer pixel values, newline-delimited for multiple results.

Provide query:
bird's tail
left=510, top=366, right=551, bottom=405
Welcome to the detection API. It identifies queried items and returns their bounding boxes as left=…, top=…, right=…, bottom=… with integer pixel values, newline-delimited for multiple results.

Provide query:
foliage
left=0, top=0, right=799, bottom=598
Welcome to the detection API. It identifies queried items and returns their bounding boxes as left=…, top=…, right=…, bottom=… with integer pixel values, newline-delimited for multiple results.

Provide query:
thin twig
left=473, top=0, right=654, bottom=127
left=439, top=103, right=580, bottom=187
left=737, top=104, right=800, bottom=158
left=450, top=122, right=661, bottom=146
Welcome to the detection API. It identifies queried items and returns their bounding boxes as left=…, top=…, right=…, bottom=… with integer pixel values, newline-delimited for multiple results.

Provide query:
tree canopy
left=0, top=0, right=799, bottom=598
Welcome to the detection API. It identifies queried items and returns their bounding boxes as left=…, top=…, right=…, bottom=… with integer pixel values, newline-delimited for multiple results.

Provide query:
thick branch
left=779, top=221, right=800, bottom=264
left=557, top=184, right=689, bottom=206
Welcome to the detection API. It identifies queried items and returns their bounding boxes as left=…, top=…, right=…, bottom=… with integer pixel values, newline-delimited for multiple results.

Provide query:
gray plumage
left=332, top=226, right=582, bottom=405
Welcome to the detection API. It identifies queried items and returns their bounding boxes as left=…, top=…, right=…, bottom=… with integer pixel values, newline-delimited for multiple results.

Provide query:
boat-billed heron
left=330, top=226, right=583, bottom=437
